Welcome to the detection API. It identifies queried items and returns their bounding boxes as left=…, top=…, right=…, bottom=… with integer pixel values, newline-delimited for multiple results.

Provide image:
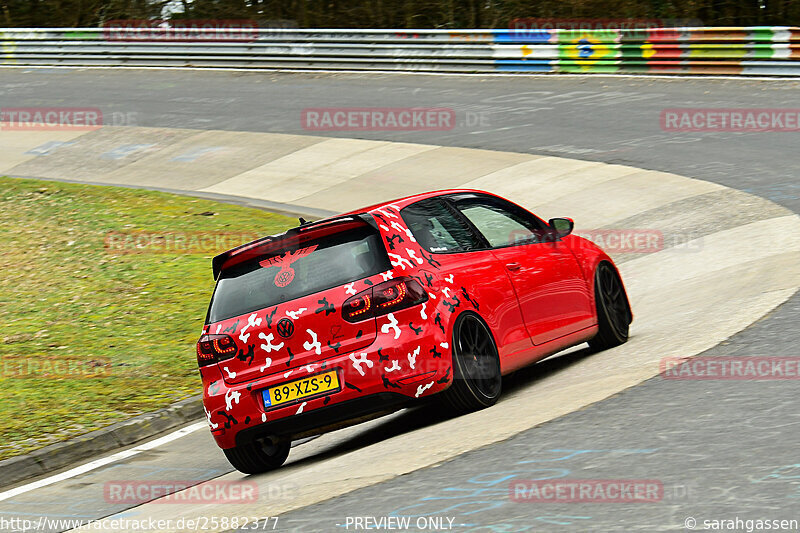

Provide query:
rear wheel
left=588, top=262, right=631, bottom=351
left=441, top=313, right=502, bottom=413
left=223, top=436, right=290, bottom=474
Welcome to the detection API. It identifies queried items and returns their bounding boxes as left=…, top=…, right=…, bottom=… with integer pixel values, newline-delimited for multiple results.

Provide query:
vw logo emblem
left=277, top=318, right=294, bottom=338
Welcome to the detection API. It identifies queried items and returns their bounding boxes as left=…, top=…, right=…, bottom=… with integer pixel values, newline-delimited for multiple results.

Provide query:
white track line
left=0, top=421, right=206, bottom=502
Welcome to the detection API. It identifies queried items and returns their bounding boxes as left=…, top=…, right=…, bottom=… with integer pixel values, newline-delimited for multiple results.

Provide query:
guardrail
left=2, top=27, right=799, bottom=75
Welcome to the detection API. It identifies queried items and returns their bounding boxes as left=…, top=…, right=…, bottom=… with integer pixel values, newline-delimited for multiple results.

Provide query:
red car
left=197, top=190, right=632, bottom=473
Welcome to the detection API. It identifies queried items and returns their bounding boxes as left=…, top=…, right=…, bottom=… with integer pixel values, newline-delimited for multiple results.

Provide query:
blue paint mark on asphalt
left=753, top=464, right=800, bottom=498
left=24, top=141, right=75, bottom=156
left=756, top=464, right=800, bottom=482
left=516, top=448, right=658, bottom=464
left=100, top=144, right=155, bottom=160
left=170, top=146, right=224, bottom=162
left=384, top=449, right=659, bottom=524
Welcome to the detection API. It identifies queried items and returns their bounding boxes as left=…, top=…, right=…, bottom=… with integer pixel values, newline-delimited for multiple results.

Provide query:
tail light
left=196, top=334, right=237, bottom=367
left=343, top=277, right=428, bottom=322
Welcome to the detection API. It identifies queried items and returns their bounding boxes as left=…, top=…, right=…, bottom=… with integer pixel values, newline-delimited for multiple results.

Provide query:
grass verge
left=0, top=177, right=296, bottom=460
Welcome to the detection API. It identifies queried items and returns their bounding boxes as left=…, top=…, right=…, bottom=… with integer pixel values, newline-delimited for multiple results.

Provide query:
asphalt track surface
left=1, top=69, right=799, bottom=532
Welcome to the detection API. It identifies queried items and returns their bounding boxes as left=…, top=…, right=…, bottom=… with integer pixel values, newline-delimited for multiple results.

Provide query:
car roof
left=211, top=189, right=500, bottom=279
left=339, top=188, right=494, bottom=216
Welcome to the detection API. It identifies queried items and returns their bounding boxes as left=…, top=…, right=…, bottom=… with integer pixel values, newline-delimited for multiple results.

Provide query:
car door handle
left=506, top=262, right=522, bottom=271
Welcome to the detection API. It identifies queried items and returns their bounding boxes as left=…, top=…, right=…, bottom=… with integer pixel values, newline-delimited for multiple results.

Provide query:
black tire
left=588, top=262, right=632, bottom=351
left=223, top=436, right=290, bottom=475
left=441, top=312, right=502, bottom=413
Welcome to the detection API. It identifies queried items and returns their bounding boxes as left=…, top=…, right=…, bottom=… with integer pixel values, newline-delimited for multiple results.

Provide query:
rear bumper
left=235, top=392, right=410, bottom=445
left=201, top=338, right=452, bottom=449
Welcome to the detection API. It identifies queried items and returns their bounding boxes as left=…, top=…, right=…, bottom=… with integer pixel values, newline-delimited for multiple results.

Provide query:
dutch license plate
left=262, top=370, right=340, bottom=409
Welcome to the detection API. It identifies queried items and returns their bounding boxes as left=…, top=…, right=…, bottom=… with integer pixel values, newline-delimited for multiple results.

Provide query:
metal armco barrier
left=1, top=27, right=799, bottom=75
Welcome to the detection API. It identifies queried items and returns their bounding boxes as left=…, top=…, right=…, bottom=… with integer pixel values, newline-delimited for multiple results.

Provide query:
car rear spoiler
left=211, top=213, right=379, bottom=280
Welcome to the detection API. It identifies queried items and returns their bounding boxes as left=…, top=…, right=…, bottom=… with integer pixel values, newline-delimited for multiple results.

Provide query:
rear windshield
left=207, top=224, right=390, bottom=323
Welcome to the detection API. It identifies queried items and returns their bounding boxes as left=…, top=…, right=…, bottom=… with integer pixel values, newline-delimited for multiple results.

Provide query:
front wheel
left=223, top=436, right=290, bottom=474
left=588, top=262, right=631, bottom=351
left=441, top=313, right=502, bottom=413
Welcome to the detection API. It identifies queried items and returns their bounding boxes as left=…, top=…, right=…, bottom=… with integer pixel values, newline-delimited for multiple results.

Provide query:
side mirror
left=548, top=217, right=574, bottom=239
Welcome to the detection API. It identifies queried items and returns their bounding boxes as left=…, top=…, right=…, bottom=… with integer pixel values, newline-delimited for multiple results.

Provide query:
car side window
left=400, top=198, right=482, bottom=253
left=455, top=198, right=547, bottom=248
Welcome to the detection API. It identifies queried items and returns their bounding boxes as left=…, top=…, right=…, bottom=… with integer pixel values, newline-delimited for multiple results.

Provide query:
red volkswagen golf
left=197, top=190, right=632, bottom=473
